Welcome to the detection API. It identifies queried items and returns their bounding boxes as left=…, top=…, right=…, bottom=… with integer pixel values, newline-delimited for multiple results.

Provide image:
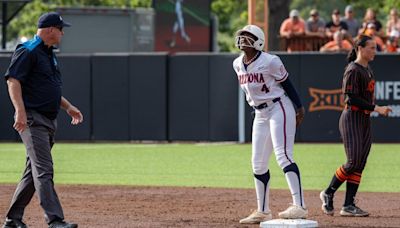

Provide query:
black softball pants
left=339, top=110, right=372, bottom=174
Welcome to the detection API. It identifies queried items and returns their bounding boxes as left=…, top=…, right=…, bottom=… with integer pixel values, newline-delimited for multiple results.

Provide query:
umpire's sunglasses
left=53, top=26, right=63, bottom=32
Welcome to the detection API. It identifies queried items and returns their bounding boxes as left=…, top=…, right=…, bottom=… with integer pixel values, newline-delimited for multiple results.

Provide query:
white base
left=260, top=219, right=318, bottom=228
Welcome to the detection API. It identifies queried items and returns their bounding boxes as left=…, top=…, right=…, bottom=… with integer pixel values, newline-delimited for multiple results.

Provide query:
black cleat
left=340, top=205, right=369, bottom=217
left=3, top=218, right=28, bottom=228
left=320, top=190, right=334, bottom=215
left=48, top=221, right=78, bottom=228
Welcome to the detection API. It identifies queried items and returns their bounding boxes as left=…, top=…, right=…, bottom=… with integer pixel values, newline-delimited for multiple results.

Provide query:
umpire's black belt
left=253, top=97, right=281, bottom=110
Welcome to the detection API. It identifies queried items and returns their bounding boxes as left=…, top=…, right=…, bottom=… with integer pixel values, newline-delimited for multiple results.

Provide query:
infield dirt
left=0, top=185, right=399, bottom=227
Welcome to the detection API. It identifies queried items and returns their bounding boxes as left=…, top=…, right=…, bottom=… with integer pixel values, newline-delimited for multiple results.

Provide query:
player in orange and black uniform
left=320, top=35, right=392, bottom=217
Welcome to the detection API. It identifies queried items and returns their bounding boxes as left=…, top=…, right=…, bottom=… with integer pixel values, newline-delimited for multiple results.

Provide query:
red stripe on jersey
left=275, top=73, right=288, bottom=82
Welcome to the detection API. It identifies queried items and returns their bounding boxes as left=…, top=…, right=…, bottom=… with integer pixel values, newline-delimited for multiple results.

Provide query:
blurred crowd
left=279, top=5, right=400, bottom=53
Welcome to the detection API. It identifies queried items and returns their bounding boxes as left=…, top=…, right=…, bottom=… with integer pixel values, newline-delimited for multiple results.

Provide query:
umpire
left=2, top=12, right=82, bottom=228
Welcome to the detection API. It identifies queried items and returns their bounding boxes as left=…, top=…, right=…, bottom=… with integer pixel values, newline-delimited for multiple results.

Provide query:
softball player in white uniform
left=232, top=25, right=307, bottom=224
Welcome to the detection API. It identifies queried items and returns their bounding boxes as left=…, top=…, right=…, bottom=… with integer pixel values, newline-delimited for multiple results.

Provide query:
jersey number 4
left=261, top=84, right=270, bottom=93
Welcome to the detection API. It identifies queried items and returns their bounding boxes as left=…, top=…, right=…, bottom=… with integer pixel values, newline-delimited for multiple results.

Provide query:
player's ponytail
left=347, top=35, right=373, bottom=63
left=347, top=49, right=357, bottom=63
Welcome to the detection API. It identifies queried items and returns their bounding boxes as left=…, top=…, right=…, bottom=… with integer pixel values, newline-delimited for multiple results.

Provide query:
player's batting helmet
left=235, top=25, right=265, bottom=51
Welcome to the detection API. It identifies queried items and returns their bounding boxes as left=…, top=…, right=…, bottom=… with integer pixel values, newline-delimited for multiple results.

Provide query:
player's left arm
left=61, top=96, right=83, bottom=125
left=280, top=78, right=305, bottom=127
left=269, top=56, right=305, bottom=127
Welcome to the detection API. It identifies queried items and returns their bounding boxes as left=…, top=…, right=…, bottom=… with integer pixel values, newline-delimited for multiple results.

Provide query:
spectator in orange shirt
left=385, top=30, right=399, bottom=53
left=280, top=9, right=306, bottom=51
left=320, top=31, right=352, bottom=53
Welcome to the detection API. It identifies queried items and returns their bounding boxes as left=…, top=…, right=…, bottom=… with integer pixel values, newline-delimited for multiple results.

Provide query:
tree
left=343, top=0, right=400, bottom=22
left=211, top=0, right=247, bottom=52
left=211, top=0, right=291, bottom=52
left=269, top=0, right=291, bottom=51
left=8, top=0, right=51, bottom=40
left=7, top=0, right=152, bottom=41
left=8, top=0, right=287, bottom=52
left=11, top=0, right=399, bottom=52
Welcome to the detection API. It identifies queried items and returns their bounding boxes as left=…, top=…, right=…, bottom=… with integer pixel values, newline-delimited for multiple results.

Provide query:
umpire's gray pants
left=6, top=110, right=64, bottom=223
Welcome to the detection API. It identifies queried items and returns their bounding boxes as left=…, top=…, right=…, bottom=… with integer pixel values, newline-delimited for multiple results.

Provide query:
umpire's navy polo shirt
left=5, top=35, right=62, bottom=120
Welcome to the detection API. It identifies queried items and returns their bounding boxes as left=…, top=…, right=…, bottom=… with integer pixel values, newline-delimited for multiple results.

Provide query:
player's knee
left=252, top=162, right=268, bottom=174
left=282, top=163, right=300, bottom=176
left=354, top=164, right=366, bottom=173
left=343, top=162, right=358, bottom=174
left=276, top=156, right=293, bottom=170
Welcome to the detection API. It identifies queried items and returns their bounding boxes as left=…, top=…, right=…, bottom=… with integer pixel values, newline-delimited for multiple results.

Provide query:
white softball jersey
left=233, top=52, right=288, bottom=107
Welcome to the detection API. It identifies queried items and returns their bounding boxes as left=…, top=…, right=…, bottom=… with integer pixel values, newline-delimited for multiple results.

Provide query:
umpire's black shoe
left=48, top=221, right=78, bottom=228
left=340, top=205, right=369, bottom=217
left=320, top=190, right=334, bottom=215
left=2, top=218, right=28, bottom=228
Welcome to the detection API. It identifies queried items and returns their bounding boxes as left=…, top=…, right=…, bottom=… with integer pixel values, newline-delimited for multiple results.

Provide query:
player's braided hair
left=347, top=35, right=373, bottom=63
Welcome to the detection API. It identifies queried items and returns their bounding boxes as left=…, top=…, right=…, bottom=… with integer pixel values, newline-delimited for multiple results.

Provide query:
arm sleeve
left=4, top=46, right=32, bottom=83
left=346, top=94, right=375, bottom=111
left=269, top=56, right=288, bottom=82
left=343, top=69, right=360, bottom=95
left=280, top=77, right=303, bottom=109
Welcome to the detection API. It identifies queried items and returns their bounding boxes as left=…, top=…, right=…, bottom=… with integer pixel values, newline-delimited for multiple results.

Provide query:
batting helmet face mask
left=235, top=25, right=265, bottom=51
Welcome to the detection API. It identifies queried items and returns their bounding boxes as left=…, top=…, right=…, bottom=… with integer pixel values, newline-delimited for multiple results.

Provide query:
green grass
left=0, top=143, right=399, bottom=192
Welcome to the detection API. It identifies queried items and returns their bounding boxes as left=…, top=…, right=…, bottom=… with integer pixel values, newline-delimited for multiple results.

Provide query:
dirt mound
left=1, top=185, right=399, bottom=227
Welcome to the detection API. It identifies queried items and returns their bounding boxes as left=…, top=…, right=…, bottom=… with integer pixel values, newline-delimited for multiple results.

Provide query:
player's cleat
left=239, top=210, right=272, bottom=224
left=278, top=204, right=308, bottom=219
left=340, top=205, right=369, bottom=217
left=2, top=218, right=28, bottom=228
left=320, top=190, right=334, bottom=215
left=48, top=221, right=78, bottom=228
left=183, top=35, right=191, bottom=43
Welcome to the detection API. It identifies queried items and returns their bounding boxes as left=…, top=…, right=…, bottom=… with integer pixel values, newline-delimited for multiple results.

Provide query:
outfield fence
left=0, top=52, right=399, bottom=142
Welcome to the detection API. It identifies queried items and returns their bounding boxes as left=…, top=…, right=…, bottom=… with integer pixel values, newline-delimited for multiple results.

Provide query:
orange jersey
left=321, top=40, right=353, bottom=51
left=280, top=18, right=306, bottom=34
left=386, top=44, right=398, bottom=52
